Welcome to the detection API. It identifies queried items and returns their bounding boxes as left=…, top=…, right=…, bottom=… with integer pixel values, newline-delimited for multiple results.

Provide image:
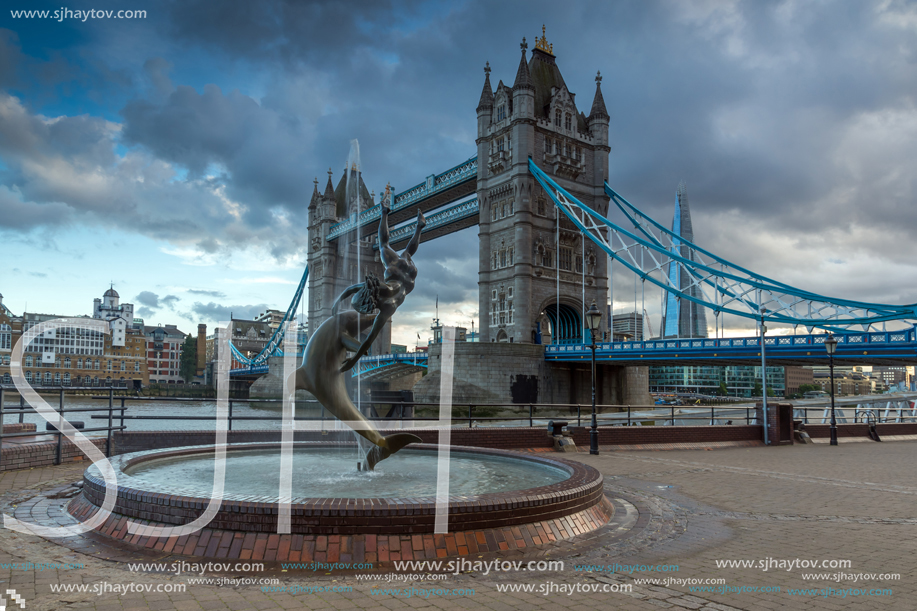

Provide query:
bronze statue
left=292, top=195, right=425, bottom=470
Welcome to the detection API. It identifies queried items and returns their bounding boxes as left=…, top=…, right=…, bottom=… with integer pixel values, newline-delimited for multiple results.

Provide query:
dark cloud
left=2, top=0, right=917, bottom=341
left=161, top=295, right=180, bottom=308
left=135, top=291, right=161, bottom=308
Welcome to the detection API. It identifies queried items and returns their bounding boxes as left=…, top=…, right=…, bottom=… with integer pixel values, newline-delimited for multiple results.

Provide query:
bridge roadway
left=546, top=328, right=917, bottom=366
left=326, top=156, right=477, bottom=243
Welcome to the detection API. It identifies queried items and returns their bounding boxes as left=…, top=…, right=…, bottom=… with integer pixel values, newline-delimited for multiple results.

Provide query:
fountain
left=69, top=152, right=610, bottom=557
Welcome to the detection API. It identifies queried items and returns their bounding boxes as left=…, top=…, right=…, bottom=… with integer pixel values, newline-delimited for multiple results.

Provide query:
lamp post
left=585, top=300, right=602, bottom=455
left=825, top=333, right=838, bottom=446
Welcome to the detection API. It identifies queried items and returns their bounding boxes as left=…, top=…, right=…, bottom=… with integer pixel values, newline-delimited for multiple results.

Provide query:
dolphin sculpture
left=291, top=193, right=425, bottom=470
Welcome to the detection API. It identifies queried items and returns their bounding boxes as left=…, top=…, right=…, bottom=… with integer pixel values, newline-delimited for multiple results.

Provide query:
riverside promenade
left=1, top=439, right=913, bottom=611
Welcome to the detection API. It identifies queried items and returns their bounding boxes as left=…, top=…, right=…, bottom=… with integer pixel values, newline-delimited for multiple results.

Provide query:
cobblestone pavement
left=1, top=440, right=914, bottom=610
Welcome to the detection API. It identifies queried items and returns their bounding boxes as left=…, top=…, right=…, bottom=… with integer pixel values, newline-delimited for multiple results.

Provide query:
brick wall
left=2, top=423, right=37, bottom=434
left=114, top=424, right=763, bottom=455
left=0, top=437, right=108, bottom=472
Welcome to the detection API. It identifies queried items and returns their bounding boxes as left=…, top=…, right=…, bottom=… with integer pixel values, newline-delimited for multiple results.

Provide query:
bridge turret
left=321, top=169, right=337, bottom=220
left=587, top=71, right=610, bottom=186
left=476, top=62, right=494, bottom=138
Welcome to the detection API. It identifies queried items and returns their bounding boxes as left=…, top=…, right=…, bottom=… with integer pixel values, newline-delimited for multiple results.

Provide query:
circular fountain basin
left=78, top=442, right=605, bottom=534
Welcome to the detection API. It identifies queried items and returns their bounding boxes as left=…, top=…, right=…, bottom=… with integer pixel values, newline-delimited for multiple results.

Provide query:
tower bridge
left=229, top=30, right=917, bottom=404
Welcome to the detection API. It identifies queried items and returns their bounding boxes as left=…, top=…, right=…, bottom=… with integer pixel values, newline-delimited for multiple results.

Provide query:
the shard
left=661, top=182, right=708, bottom=338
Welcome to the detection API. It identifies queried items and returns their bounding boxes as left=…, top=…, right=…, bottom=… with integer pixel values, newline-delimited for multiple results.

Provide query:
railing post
left=671, top=405, right=675, bottom=426
left=746, top=407, right=750, bottom=425
left=577, top=405, right=581, bottom=428
left=55, top=388, right=64, bottom=465
left=120, top=397, right=125, bottom=431
left=18, top=393, right=24, bottom=424
left=711, top=406, right=715, bottom=426
left=529, top=404, right=533, bottom=428
left=106, top=388, right=114, bottom=457
left=468, top=404, right=473, bottom=428
left=627, top=406, right=631, bottom=427
left=229, top=400, right=234, bottom=431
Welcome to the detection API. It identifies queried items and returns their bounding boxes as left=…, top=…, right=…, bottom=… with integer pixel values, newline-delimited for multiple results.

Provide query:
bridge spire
left=476, top=61, right=494, bottom=112
left=513, top=39, right=534, bottom=91
left=588, top=71, right=608, bottom=120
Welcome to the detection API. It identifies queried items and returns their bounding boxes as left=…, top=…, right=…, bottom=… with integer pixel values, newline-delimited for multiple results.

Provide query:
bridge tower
left=306, top=169, right=390, bottom=355
left=476, top=29, right=610, bottom=344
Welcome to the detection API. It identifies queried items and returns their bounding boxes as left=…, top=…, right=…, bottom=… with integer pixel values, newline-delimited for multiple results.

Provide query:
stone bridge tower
left=476, top=29, right=610, bottom=344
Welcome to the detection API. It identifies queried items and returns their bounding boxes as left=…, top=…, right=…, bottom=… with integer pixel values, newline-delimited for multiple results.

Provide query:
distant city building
left=660, top=183, right=708, bottom=338
left=611, top=311, right=643, bottom=342
left=16, top=306, right=147, bottom=388
left=254, top=309, right=285, bottom=330
left=649, top=365, right=785, bottom=398
left=144, top=324, right=188, bottom=384
left=784, top=366, right=814, bottom=396
left=92, top=286, right=134, bottom=347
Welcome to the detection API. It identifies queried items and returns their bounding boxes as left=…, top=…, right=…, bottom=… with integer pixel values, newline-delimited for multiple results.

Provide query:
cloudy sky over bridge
left=2, top=0, right=916, bottom=343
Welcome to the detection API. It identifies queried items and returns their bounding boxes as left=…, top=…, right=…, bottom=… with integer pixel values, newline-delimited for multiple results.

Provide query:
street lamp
left=585, top=300, right=602, bottom=455
left=759, top=307, right=769, bottom=445
left=825, top=333, right=838, bottom=446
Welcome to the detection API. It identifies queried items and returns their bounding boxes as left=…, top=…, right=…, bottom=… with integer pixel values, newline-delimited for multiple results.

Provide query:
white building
left=92, top=286, right=134, bottom=347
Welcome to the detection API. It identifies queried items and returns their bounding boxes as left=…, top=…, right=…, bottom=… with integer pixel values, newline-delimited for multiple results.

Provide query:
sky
left=1, top=0, right=917, bottom=345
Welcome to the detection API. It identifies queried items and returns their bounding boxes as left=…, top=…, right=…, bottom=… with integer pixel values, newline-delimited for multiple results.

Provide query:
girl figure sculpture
left=292, top=190, right=425, bottom=470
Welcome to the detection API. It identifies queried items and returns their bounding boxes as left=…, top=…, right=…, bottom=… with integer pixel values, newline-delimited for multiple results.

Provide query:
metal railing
left=0, top=386, right=126, bottom=469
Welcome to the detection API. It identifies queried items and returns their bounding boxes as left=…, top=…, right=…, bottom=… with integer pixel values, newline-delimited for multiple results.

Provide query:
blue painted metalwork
left=326, top=157, right=478, bottom=241
left=544, top=303, right=582, bottom=344
left=375, top=198, right=479, bottom=248
left=545, top=329, right=917, bottom=364
left=351, top=352, right=428, bottom=378
left=229, top=264, right=309, bottom=367
left=528, top=159, right=917, bottom=331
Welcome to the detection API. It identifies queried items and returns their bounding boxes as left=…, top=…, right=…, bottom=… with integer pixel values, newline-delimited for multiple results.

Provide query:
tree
left=719, top=381, right=728, bottom=397
left=766, top=386, right=775, bottom=397
left=798, top=383, right=822, bottom=395
left=179, top=336, right=197, bottom=383
left=753, top=381, right=762, bottom=396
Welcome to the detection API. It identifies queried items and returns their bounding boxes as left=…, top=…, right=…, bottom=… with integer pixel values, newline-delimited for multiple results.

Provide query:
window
left=63, top=373, right=70, bottom=386
left=508, top=247, right=514, bottom=266
left=543, top=249, right=553, bottom=268
left=500, top=250, right=506, bottom=267
left=2, top=373, right=9, bottom=384
left=492, top=253, right=498, bottom=269
left=509, top=199, right=514, bottom=215
left=545, top=138, right=552, bottom=155
left=25, top=355, right=33, bottom=367
left=501, top=203, right=506, bottom=218
left=564, top=142, right=570, bottom=157
left=120, top=361, right=126, bottom=371
left=64, top=357, right=71, bottom=368
left=54, top=372, right=61, bottom=384
left=44, top=372, right=52, bottom=384
left=497, top=138, right=504, bottom=153
left=134, top=362, right=140, bottom=372
left=497, top=105, right=506, bottom=122
left=537, top=197, right=546, bottom=216
left=107, top=361, right=112, bottom=372
left=77, top=358, right=83, bottom=369
left=554, top=109, right=561, bottom=127
left=0, top=324, right=10, bottom=350
left=565, top=113, right=572, bottom=130
left=25, top=371, right=32, bottom=383
left=560, top=247, right=573, bottom=271
left=576, top=255, right=583, bottom=273
left=94, top=360, right=100, bottom=370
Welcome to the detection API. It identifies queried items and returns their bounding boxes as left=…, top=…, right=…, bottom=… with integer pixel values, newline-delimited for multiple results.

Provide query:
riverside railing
left=0, top=386, right=126, bottom=468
